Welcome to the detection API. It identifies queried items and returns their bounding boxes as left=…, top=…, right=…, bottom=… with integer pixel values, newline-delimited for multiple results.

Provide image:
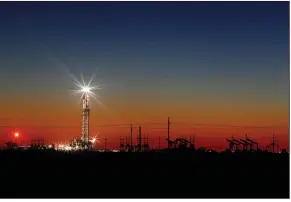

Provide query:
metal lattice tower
left=69, top=73, right=100, bottom=146
left=81, top=93, right=90, bottom=143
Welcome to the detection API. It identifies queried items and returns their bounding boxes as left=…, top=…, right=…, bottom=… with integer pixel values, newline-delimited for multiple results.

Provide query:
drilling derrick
left=81, top=93, right=90, bottom=144
left=70, top=74, right=100, bottom=148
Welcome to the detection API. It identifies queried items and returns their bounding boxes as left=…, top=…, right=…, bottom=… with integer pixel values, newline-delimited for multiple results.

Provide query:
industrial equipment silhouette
left=226, top=135, right=259, bottom=152
left=265, top=134, right=280, bottom=153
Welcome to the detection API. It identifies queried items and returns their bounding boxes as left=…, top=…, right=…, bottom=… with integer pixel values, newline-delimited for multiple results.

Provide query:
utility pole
left=168, top=117, right=170, bottom=149
left=130, top=124, right=133, bottom=151
left=158, top=136, right=161, bottom=149
left=272, top=133, right=275, bottom=153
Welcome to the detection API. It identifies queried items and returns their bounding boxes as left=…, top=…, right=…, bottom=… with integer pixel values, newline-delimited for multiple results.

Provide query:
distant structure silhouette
left=167, top=117, right=170, bottom=149
left=226, top=137, right=239, bottom=152
left=130, top=124, right=133, bottom=151
left=31, top=139, right=44, bottom=149
left=5, top=141, right=18, bottom=149
left=137, top=126, right=142, bottom=152
left=0, top=116, right=288, bottom=153
left=166, top=136, right=195, bottom=151
left=120, top=136, right=125, bottom=152
left=142, top=134, right=150, bottom=151
left=245, top=135, right=259, bottom=151
left=265, top=134, right=280, bottom=153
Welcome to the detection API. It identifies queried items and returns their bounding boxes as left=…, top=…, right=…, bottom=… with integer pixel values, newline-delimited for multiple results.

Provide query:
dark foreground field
left=0, top=150, right=289, bottom=198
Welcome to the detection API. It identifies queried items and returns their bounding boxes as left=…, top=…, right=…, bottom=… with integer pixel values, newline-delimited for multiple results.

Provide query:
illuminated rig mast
left=69, top=73, right=101, bottom=146
left=82, top=92, right=90, bottom=143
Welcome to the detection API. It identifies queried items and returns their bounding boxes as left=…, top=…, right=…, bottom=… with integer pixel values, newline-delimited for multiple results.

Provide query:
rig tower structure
left=81, top=92, right=90, bottom=143
left=69, top=73, right=101, bottom=148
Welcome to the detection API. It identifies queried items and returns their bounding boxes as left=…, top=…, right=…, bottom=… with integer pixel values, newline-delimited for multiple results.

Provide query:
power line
left=0, top=122, right=165, bottom=128
left=0, top=122, right=286, bottom=129
left=172, top=122, right=285, bottom=128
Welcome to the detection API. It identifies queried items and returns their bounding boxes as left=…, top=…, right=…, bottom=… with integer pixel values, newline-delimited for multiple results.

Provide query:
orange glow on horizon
left=0, top=93, right=288, bottom=151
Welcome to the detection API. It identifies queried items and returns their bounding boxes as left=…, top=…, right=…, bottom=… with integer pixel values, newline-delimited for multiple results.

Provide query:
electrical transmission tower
left=265, top=133, right=279, bottom=153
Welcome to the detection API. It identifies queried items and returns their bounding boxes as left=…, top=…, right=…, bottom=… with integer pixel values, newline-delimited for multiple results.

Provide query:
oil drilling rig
left=81, top=90, right=90, bottom=145
left=69, top=74, right=101, bottom=150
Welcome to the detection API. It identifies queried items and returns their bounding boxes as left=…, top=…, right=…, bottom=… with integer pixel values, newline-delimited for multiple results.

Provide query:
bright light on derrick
left=82, top=87, right=90, bottom=93
left=69, top=73, right=101, bottom=145
left=69, top=73, right=101, bottom=103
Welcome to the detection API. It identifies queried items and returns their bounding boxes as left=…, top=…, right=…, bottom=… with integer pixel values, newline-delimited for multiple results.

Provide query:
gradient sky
left=0, top=1, right=289, bottom=150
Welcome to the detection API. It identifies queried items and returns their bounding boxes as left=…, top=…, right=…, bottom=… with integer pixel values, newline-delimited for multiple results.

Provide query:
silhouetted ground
left=0, top=149, right=289, bottom=198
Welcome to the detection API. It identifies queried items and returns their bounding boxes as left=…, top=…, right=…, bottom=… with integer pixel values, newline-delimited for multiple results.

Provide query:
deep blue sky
left=0, top=1, right=289, bottom=124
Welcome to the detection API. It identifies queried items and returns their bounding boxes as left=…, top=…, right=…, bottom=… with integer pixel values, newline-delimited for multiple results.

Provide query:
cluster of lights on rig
left=54, top=135, right=100, bottom=151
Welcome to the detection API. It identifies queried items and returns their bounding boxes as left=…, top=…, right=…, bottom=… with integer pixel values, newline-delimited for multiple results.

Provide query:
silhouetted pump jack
left=166, top=137, right=195, bottom=150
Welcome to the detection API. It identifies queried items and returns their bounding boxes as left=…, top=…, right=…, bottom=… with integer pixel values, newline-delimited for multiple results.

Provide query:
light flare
left=90, top=134, right=100, bottom=144
left=69, top=73, right=101, bottom=104
left=14, top=132, right=19, bottom=138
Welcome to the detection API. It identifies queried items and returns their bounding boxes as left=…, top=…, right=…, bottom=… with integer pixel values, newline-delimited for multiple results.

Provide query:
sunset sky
left=0, top=1, right=289, bottom=150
